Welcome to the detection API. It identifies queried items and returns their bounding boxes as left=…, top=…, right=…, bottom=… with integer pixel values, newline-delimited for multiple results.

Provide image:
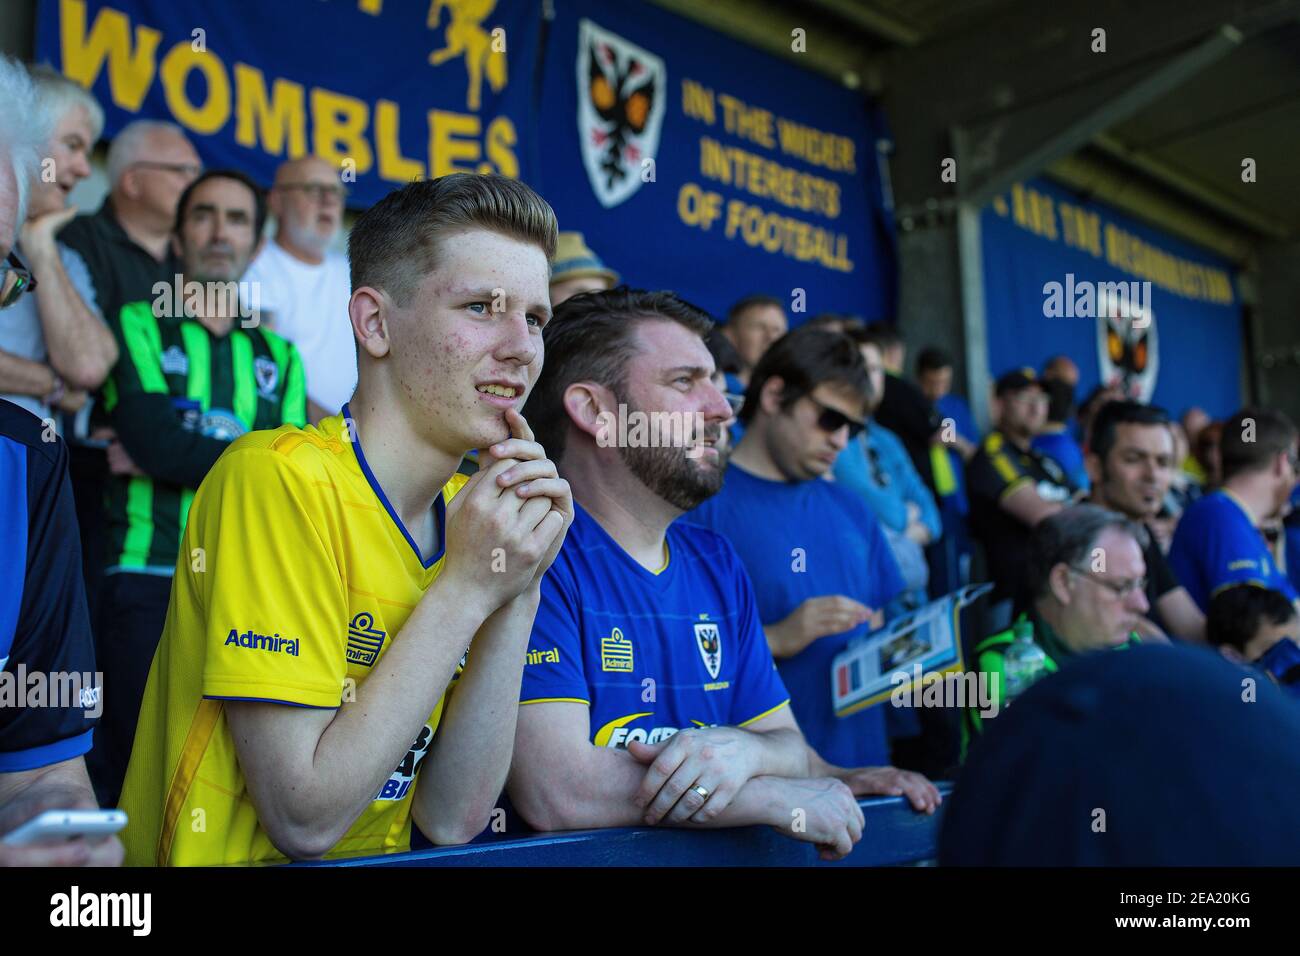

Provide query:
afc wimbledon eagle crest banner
left=576, top=18, right=666, bottom=209
left=980, top=177, right=1243, bottom=418
left=538, top=0, right=896, bottom=321
left=37, top=0, right=542, bottom=207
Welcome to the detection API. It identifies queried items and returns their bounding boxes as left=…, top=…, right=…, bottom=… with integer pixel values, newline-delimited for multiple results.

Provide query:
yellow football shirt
left=119, top=410, right=468, bottom=866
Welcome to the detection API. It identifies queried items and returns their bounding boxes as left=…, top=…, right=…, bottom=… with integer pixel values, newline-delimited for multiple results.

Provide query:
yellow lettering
left=681, top=79, right=716, bottom=125
left=677, top=182, right=722, bottom=229
left=485, top=116, right=519, bottom=178
left=429, top=110, right=480, bottom=178
left=59, top=0, right=160, bottom=112
left=716, top=93, right=774, bottom=148
left=311, top=88, right=373, bottom=173
left=234, top=64, right=306, bottom=158
left=159, top=44, right=231, bottom=134
left=375, top=100, right=424, bottom=181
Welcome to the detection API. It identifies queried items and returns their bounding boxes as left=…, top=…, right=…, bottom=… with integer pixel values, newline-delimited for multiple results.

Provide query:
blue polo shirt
left=1, top=400, right=99, bottom=771
left=689, top=464, right=906, bottom=767
left=521, top=504, right=790, bottom=747
left=1168, top=489, right=1298, bottom=612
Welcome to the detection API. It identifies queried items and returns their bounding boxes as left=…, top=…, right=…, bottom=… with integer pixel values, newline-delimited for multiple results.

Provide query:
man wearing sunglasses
left=690, top=327, right=939, bottom=801
left=966, top=368, right=1077, bottom=619
left=243, top=156, right=358, bottom=422
left=964, top=504, right=1148, bottom=744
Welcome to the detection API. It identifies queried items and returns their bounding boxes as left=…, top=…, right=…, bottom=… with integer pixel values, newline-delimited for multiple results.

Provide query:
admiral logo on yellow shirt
left=224, top=628, right=300, bottom=656
left=601, top=627, right=634, bottom=672
left=347, top=612, right=386, bottom=667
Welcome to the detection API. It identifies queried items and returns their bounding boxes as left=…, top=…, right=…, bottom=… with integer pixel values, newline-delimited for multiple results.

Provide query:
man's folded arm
left=507, top=701, right=792, bottom=833
left=110, top=391, right=230, bottom=487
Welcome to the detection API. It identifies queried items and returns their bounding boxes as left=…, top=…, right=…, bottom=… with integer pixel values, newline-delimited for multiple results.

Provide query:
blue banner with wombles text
left=37, top=0, right=541, bottom=205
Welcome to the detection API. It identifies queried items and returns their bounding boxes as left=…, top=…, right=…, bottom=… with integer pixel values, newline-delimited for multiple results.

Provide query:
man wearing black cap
left=966, top=368, right=1077, bottom=613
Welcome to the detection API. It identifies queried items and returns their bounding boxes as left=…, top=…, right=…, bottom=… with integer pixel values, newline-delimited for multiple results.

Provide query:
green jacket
left=960, top=612, right=1138, bottom=758
left=102, top=300, right=307, bottom=573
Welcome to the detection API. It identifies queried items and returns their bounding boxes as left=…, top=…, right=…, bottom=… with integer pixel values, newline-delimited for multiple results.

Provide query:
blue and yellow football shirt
left=520, top=504, right=789, bottom=746
left=1168, top=489, right=1299, bottom=613
left=119, top=405, right=467, bottom=866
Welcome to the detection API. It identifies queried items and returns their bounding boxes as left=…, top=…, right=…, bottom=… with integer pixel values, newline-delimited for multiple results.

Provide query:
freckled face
left=386, top=229, right=552, bottom=453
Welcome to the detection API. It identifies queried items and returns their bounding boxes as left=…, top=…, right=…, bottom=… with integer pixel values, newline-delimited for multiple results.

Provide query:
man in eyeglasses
left=56, top=119, right=201, bottom=630
left=964, top=504, right=1147, bottom=743
left=58, top=120, right=201, bottom=332
left=689, top=327, right=939, bottom=798
left=243, top=156, right=358, bottom=422
left=966, top=368, right=1077, bottom=618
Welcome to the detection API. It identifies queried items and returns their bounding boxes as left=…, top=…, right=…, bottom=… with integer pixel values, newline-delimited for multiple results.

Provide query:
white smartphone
left=2, top=809, right=127, bottom=846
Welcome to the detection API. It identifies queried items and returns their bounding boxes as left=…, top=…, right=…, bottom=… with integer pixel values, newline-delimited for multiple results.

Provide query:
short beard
left=282, top=217, right=332, bottom=258
left=615, top=398, right=727, bottom=511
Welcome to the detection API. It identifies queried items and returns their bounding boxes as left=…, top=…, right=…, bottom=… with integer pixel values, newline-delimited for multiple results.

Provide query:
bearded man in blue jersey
left=509, top=289, right=937, bottom=861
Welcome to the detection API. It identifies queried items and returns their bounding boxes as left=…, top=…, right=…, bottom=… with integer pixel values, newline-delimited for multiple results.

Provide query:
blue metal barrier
left=299, top=784, right=951, bottom=867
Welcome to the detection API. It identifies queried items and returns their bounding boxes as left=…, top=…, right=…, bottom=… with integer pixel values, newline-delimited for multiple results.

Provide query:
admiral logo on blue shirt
left=347, top=612, right=386, bottom=666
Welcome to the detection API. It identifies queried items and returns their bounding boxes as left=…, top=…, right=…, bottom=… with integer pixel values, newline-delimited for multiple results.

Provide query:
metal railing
left=298, top=784, right=951, bottom=867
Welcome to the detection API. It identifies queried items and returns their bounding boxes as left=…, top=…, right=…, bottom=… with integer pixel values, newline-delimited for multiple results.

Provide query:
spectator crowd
left=2, top=52, right=1298, bottom=867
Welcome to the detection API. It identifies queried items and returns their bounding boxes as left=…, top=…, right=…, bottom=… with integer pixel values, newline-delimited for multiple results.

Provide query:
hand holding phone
left=2, top=808, right=127, bottom=846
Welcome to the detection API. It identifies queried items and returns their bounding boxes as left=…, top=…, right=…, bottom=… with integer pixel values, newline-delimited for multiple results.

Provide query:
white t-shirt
left=243, top=241, right=357, bottom=414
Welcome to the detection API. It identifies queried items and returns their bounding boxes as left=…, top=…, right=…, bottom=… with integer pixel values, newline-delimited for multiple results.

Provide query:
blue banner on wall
left=37, top=0, right=541, bottom=206
left=981, top=178, right=1243, bottom=419
left=534, top=0, right=895, bottom=322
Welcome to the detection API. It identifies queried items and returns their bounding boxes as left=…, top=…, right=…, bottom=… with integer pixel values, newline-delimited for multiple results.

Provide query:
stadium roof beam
left=952, top=24, right=1244, bottom=209
left=879, top=0, right=1298, bottom=216
left=1087, top=132, right=1290, bottom=243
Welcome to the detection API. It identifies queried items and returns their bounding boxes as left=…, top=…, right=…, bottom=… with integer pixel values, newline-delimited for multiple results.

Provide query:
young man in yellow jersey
left=118, top=174, right=573, bottom=865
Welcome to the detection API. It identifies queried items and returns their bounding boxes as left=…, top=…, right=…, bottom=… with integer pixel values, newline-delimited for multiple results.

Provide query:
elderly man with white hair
left=0, top=53, right=123, bottom=867
left=0, top=65, right=116, bottom=424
